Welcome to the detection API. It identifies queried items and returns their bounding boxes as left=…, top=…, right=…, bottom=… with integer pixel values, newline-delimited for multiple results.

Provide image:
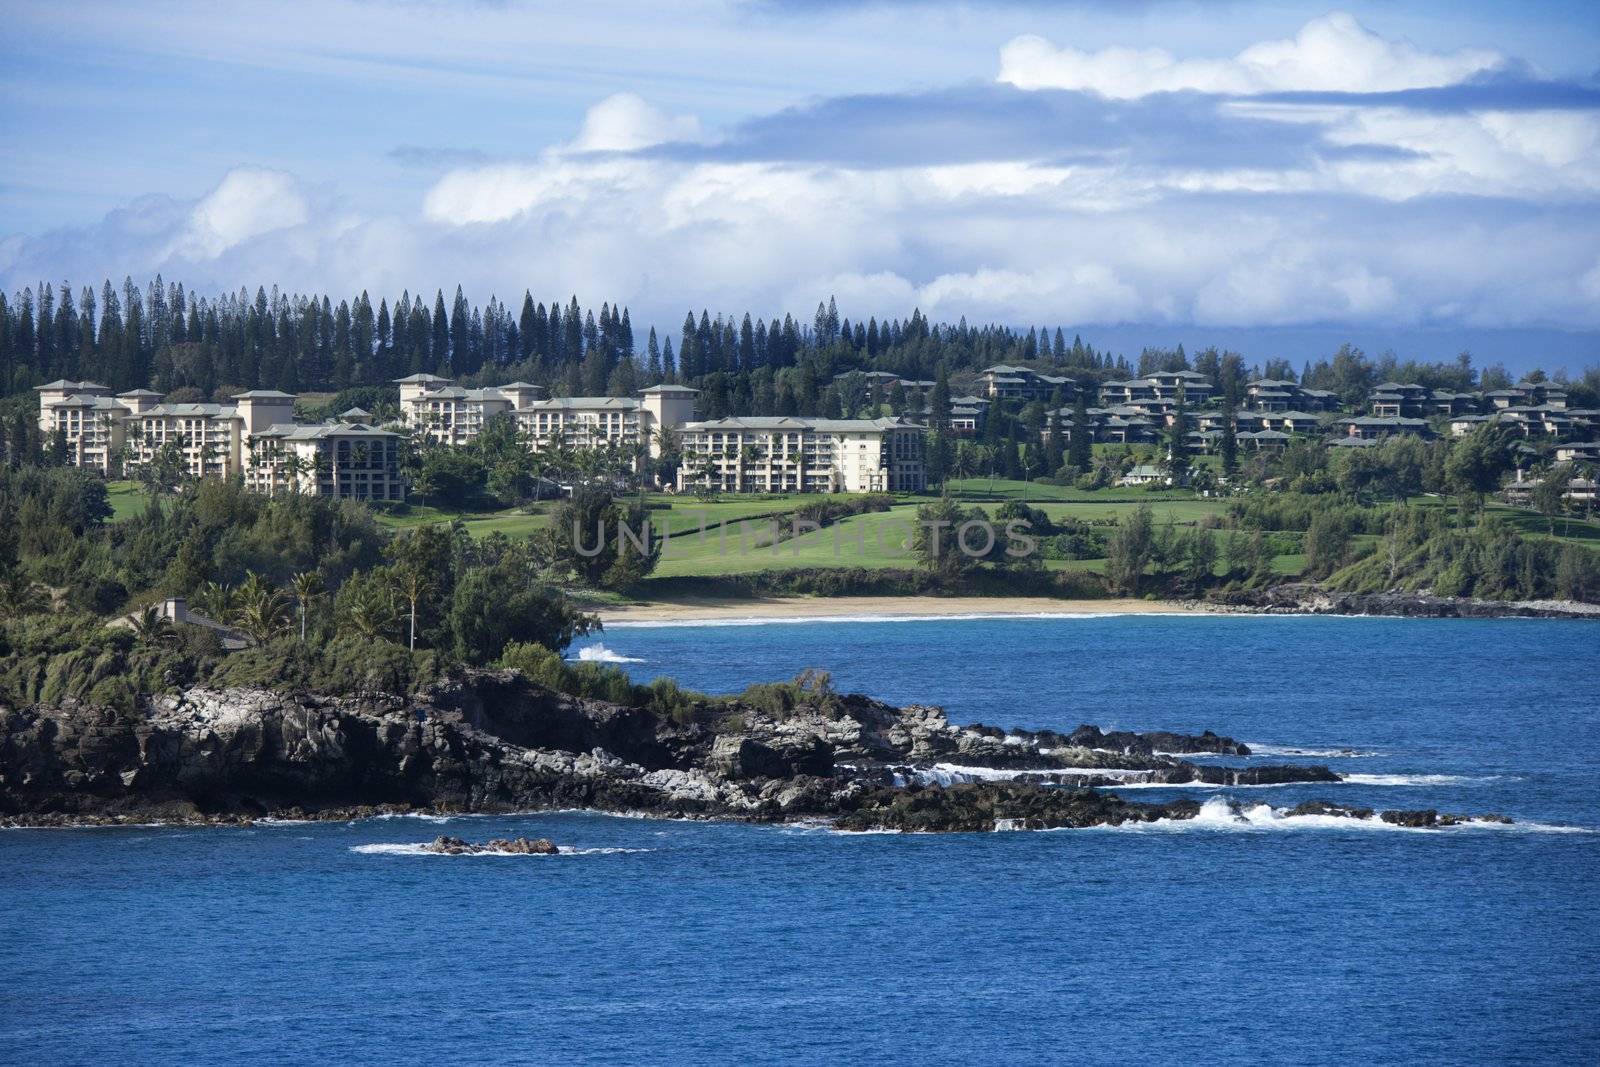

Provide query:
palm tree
left=128, top=604, right=176, bottom=646
left=233, top=572, right=290, bottom=644
left=195, top=580, right=235, bottom=621
left=738, top=445, right=765, bottom=493
left=282, top=451, right=304, bottom=496
left=310, top=450, right=332, bottom=497
left=393, top=566, right=431, bottom=651
left=343, top=582, right=398, bottom=640
left=289, top=571, right=324, bottom=641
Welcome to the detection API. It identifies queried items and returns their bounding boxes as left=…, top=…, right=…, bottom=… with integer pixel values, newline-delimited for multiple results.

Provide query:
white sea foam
left=1341, top=773, right=1510, bottom=786
left=905, top=765, right=1513, bottom=791
left=1092, top=796, right=1591, bottom=834
left=350, top=843, right=653, bottom=857
left=572, top=643, right=645, bottom=664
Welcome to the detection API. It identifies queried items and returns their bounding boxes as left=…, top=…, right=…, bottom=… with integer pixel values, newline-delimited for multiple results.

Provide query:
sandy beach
left=593, top=595, right=1221, bottom=625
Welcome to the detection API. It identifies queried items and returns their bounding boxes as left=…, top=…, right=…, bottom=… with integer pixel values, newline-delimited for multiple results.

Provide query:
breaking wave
left=573, top=644, right=645, bottom=664
left=1095, top=797, right=1591, bottom=834
left=350, top=843, right=653, bottom=857
left=1341, top=773, right=1512, bottom=786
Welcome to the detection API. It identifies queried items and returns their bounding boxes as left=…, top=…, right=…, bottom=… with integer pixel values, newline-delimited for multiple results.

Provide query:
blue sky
left=3, top=0, right=1599, bottom=367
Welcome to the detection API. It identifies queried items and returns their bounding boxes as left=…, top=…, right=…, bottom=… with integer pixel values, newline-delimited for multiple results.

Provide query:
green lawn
left=942, top=477, right=1199, bottom=503
left=375, top=504, right=551, bottom=539
left=653, top=504, right=922, bottom=576
left=1006, top=500, right=1230, bottom=526
left=106, top=480, right=151, bottom=521
left=373, top=492, right=828, bottom=543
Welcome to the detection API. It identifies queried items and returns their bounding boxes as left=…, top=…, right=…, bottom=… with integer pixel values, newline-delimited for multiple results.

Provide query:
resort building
left=676, top=416, right=926, bottom=494
left=34, top=380, right=151, bottom=474
left=947, top=395, right=990, bottom=435
left=396, top=374, right=544, bottom=447
left=1487, top=381, right=1567, bottom=411
left=244, top=422, right=405, bottom=501
left=1555, top=442, right=1600, bottom=464
left=397, top=375, right=697, bottom=465
left=516, top=385, right=699, bottom=461
left=978, top=365, right=1078, bottom=402
left=1043, top=405, right=1160, bottom=445
left=38, top=383, right=404, bottom=500
left=1337, top=415, right=1430, bottom=440
left=1244, top=379, right=1341, bottom=413
left=1095, top=371, right=1213, bottom=417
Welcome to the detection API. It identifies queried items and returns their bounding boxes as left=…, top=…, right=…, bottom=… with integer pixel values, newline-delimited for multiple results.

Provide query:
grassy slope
left=106, top=480, right=151, bottom=521
left=653, top=504, right=922, bottom=576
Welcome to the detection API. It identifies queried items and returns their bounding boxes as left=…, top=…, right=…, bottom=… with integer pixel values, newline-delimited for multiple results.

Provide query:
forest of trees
left=14, top=277, right=1591, bottom=426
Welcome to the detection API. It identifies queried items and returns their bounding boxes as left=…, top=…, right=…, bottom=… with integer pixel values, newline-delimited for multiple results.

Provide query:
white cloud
left=166, top=168, right=310, bottom=260
left=998, top=12, right=1505, bottom=98
left=4, top=28, right=1598, bottom=343
left=571, top=92, right=702, bottom=153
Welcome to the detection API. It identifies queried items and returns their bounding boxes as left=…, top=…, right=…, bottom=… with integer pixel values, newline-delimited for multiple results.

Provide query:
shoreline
left=592, top=595, right=1217, bottom=626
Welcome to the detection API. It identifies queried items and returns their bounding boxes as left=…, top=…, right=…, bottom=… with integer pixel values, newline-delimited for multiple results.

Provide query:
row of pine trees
left=0, top=279, right=1127, bottom=406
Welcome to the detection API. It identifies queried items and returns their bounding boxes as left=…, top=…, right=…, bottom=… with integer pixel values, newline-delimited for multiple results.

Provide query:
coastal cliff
left=0, top=671, right=1485, bottom=832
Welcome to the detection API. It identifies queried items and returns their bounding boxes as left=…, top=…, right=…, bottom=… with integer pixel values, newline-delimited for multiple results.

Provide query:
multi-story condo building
left=1486, top=380, right=1568, bottom=411
left=397, top=375, right=697, bottom=466
left=395, top=374, right=546, bottom=446
left=1043, top=406, right=1160, bottom=444
left=38, top=384, right=404, bottom=500
left=34, top=380, right=159, bottom=474
left=1337, top=415, right=1430, bottom=440
left=947, top=395, right=990, bottom=435
left=676, top=417, right=926, bottom=494
left=1244, top=379, right=1340, bottom=413
left=1096, top=371, right=1212, bottom=416
left=516, top=385, right=699, bottom=461
left=978, top=365, right=1078, bottom=402
left=244, top=420, right=406, bottom=502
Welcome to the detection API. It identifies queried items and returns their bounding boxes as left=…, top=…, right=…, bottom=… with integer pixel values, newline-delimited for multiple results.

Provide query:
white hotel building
left=396, top=375, right=699, bottom=464
left=39, top=373, right=928, bottom=500
left=36, top=381, right=405, bottom=502
left=675, top=416, right=926, bottom=494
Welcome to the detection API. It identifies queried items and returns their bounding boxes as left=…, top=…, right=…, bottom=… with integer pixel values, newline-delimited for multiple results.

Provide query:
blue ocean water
left=5, top=615, right=1599, bottom=1065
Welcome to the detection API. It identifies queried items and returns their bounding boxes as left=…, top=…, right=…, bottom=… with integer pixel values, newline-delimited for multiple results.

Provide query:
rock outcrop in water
left=0, top=671, right=1499, bottom=832
left=1219, top=583, right=1600, bottom=620
left=422, top=835, right=559, bottom=855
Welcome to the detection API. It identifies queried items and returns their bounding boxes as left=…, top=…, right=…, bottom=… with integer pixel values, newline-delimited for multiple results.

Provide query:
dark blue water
left=5, top=616, right=1599, bottom=1065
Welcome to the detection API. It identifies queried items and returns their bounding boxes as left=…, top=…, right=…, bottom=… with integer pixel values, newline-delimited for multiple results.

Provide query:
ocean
left=4, top=615, right=1597, bottom=1065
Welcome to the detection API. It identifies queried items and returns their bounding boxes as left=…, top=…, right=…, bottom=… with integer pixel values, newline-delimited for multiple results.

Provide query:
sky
left=3, top=0, right=1599, bottom=369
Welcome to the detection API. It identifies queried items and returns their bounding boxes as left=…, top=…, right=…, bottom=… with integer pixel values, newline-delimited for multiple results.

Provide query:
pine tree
left=1069, top=390, right=1092, bottom=472
left=1220, top=400, right=1239, bottom=479
left=1165, top=387, right=1190, bottom=485
left=645, top=328, right=662, bottom=383
left=431, top=291, right=449, bottom=374
left=930, top=366, right=951, bottom=430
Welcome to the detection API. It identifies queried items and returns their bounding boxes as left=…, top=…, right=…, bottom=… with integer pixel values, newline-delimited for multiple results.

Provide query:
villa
left=977, top=365, right=1078, bottom=402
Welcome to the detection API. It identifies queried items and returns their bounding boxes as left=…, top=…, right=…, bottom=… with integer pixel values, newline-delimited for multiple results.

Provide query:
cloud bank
left=3, top=12, right=1598, bottom=340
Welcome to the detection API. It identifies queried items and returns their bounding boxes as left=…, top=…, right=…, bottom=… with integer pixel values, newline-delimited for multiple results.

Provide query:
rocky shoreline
left=0, top=671, right=1505, bottom=833
left=1214, top=583, right=1600, bottom=620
